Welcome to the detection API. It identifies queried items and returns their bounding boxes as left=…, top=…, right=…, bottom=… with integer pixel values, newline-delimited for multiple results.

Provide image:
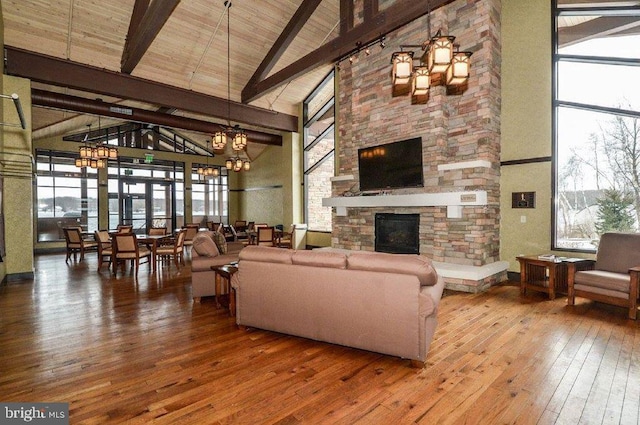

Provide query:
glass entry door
left=120, top=179, right=174, bottom=233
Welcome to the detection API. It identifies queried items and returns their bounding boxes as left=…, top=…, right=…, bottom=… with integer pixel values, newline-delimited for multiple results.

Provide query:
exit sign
left=144, top=153, right=154, bottom=164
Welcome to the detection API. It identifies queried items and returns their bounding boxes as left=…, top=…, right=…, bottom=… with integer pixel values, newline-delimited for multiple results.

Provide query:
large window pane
left=304, top=70, right=335, bottom=232
left=558, top=61, right=640, bottom=110
left=306, top=153, right=334, bottom=232
left=35, top=151, right=99, bottom=242
left=554, top=5, right=640, bottom=251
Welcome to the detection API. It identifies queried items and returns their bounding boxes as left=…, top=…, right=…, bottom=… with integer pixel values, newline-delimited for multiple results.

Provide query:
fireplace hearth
left=375, top=213, right=420, bottom=254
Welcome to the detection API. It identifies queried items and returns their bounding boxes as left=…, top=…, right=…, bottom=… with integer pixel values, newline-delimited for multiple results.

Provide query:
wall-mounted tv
left=358, top=137, right=424, bottom=192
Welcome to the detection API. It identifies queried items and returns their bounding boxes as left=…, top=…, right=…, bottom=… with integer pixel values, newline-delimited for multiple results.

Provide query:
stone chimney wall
left=332, top=0, right=501, bottom=267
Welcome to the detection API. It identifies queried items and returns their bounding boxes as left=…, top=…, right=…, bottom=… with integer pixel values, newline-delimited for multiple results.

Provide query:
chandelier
left=75, top=117, right=118, bottom=169
left=211, top=0, right=249, bottom=165
left=390, top=2, right=472, bottom=102
left=197, top=139, right=220, bottom=178
left=225, top=156, right=251, bottom=172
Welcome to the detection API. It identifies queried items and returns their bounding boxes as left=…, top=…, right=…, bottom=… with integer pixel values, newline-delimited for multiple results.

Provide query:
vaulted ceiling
left=1, top=0, right=448, bottom=153
left=3, top=0, right=635, bottom=156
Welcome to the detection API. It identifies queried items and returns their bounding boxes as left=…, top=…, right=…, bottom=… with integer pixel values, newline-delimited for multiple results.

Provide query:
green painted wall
left=2, top=74, right=33, bottom=280
left=500, top=0, right=567, bottom=271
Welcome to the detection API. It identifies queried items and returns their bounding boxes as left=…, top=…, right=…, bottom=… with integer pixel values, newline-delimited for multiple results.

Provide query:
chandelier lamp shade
left=391, top=51, right=414, bottom=86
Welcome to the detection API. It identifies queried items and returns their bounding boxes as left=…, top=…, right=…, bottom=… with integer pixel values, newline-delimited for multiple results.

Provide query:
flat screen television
left=358, top=137, right=424, bottom=192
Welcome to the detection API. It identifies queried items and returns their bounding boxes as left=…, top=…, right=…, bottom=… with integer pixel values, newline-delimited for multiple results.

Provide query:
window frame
left=552, top=1, right=640, bottom=252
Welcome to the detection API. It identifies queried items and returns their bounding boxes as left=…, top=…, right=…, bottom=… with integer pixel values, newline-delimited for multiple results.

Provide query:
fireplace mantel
left=322, top=190, right=487, bottom=217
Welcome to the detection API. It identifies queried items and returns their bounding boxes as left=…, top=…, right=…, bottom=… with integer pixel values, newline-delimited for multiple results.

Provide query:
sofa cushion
left=239, top=245, right=293, bottom=264
left=291, top=250, right=347, bottom=269
left=210, top=231, right=228, bottom=254
left=347, top=252, right=438, bottom=286
left=192, top=233, right=220, bottom=257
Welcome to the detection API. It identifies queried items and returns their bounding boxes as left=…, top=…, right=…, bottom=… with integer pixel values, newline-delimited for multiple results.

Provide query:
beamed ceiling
left=1, top=0, right=453, bottom=155
left=1, top=0, right=638, bottom=155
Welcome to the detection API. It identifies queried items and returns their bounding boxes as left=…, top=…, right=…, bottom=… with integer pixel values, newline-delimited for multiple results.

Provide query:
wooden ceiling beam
left=121, top=0, right=182, bottom=74
left=244, top=0, right=324, bottom=90
left=558, top=15, right=640, bottom=47
left=31, top=89, right=283, bottom=146
left=5, top=46, right=298, bottom=133
left=242, top=0, right=452, bottom=103
left=124, top=0, right=151, bottom=53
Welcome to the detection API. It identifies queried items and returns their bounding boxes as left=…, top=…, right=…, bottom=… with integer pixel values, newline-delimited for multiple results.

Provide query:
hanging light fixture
left=75, top=116, right=117, bottom=169
left=197, top=140, right=219, bottom=178
left=212, top=0, right=250, bottom=165
left=389, top=0, right=472, bottom=102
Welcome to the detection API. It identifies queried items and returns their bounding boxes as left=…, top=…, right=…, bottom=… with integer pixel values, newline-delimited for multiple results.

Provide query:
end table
left=516, top=255, right=593, bottom=300
left=212, top=264, right=238, bottom=316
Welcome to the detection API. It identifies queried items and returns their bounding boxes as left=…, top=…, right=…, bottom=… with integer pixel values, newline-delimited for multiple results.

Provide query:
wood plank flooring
left=0, top=253, right=639, bottom=424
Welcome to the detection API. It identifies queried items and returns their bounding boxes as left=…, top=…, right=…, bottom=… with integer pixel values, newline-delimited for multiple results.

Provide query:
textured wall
left=332, top=0, right=502, bottom=267
left=2, top=75, right=34, bottom=278
left=500, top=0, right=556, bottom=272
left=237, top=145, right=285, bottom=227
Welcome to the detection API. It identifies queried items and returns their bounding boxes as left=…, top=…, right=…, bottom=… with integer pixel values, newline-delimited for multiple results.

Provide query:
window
left=35, top=151, right=98, bottom=242
left=303, top=70, right=335, bottom=232
left=192, top=168, right=229, bottom=225
left=553, top=2, right=640, bottom=251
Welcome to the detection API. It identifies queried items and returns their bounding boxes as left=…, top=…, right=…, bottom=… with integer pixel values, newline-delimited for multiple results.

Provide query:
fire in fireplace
left=375, top=213, right=420, bottom=254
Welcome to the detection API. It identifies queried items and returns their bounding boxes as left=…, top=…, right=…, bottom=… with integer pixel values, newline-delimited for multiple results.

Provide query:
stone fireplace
left=325, top=0, right=508, bottom=293
left=375, top=213, right=420, bottom=254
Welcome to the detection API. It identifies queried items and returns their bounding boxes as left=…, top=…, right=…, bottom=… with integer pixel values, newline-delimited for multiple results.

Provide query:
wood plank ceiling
left=1, top=0, right=451, bottom=152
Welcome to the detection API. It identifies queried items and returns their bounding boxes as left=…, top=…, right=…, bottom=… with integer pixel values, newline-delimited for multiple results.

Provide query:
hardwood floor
left=1, top=253, right=639, bottom=424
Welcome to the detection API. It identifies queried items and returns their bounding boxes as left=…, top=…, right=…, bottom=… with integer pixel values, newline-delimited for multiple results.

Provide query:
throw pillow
left=192, top=234, right=220, bottom=257
left=211, top=231, right=228, bottom=254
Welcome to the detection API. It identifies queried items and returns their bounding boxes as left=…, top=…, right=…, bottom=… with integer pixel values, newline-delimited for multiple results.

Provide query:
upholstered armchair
left=567, top=232, right=640, bottom=320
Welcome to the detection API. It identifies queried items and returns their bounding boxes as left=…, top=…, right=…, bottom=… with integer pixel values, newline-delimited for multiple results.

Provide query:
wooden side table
left=516, top=255, right=593, bottom=300
left=212, top=264, right=238, bottom=316
left=516, top=255, right=568, bottom=300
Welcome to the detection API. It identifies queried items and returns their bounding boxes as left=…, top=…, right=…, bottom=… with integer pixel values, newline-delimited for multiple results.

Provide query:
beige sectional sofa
left=190, top=231, right=244, bottom=302
left=231, top=246, right=445, bottom=365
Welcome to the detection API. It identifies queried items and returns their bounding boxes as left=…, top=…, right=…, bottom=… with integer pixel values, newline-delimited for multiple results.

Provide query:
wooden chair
left=63, top=227, right=98, bottom=263
left=94, top=230, right=113, bottom=269
left=148, top=227, right=167, bottom=236
left=256, top=226, right=276, bottom=247
left=182, top=224, right=200, bottom=254
left=275, top=224, right=295, bottom=249
left=116, top=224, right=133, bottom=234
left=233, top=220, right=248, bottom=233
left=155, top=229, right=186, bottom=269
left=112, top=233, right=151, bottom=276
left=568, top=232, right=640, bottom=320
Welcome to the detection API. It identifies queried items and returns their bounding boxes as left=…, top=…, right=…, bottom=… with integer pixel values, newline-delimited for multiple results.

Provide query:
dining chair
left=94, top=230, right=113, bottom=269
left=155, top=229, right=186, bottom=269
left=112, top=233, right=151, bottom=276
left=116, top=224, right=133, bottom=234
left=148, top=227, right=167, bottom=236
left=275, top=224, right=295, bottom=249
left=182, top=224, right=200, bottom=254
left=63, top=227, right=98, bottom=263
left=256, top=226, right=276, bottom=247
